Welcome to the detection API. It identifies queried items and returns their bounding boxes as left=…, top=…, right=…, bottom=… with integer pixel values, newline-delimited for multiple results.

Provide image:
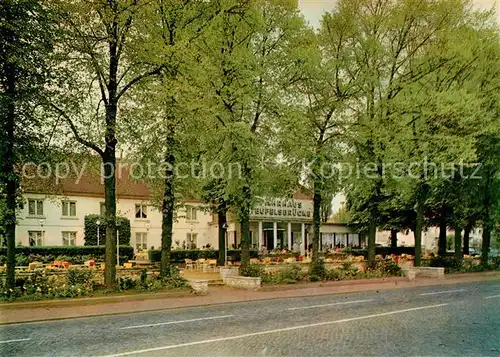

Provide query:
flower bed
left=240, top=258, right=404, bottom=285
left=0, top=266, right=188, bottom=301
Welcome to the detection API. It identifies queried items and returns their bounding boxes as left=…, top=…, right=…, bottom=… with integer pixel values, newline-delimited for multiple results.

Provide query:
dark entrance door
left=264, top=230, right=274, bottom=250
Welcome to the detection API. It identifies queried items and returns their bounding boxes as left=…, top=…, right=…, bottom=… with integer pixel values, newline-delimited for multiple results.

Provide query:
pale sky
left=298, top=0, right=500, bottom=28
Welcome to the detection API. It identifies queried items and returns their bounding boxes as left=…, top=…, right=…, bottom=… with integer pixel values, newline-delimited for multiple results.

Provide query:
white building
left=17, top=163, right=357, bottom=252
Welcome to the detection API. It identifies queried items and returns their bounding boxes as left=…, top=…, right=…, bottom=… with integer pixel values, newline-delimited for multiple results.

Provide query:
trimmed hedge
left=84, top=215, right=131, bottom=246
left=0, top=246, right=134, bottom=260
left=341, top=247, right=416, bottom=257
left=148, top=249, right=260, bottom=263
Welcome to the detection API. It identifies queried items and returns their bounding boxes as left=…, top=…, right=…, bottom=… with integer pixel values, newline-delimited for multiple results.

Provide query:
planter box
left=219, top=266, right=240, bottom=279
left=410, top=267, right=445, bottom=279
left=406, top=269, right=417, bottom=281
left=223, top=276, right=261, bottom=290
left=189, top=280, right=208, bottom=294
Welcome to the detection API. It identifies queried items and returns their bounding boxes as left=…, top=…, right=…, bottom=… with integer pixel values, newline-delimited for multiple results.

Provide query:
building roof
left=22, top=160, right=151, bottom=200
left=21, top=158, right=314, bottom=202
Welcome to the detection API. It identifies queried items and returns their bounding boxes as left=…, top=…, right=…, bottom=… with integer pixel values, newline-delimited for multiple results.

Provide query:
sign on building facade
left=250, top=197, right=313, bottom=221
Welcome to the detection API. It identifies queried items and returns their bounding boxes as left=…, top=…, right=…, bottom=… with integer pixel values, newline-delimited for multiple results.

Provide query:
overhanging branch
left=50, top=103, right=104, bottom=157
left=116, top=64, right=165, bottom=100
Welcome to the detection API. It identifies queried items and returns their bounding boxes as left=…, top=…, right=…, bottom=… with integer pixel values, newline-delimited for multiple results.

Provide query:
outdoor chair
left=184, top=258, right=194, bottom=270
left=207, top=259, right=217, bottom=272
left=195, top=258, right=206, bottom=270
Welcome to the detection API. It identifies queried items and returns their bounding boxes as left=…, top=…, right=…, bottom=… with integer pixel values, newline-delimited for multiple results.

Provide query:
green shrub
left=261, top=264, right=304, bottom=284
left=429, top=256, right=462, bottom=272
left=240, top=263, right=264, bottom=277
left=491, top=256, right=500, bottom=270
left=280, top=264, right=303, bottom=281
left=309, top=259, right=326, bottom=278
left=309, top=275, right=321, bottom=282
left=140, top=269, right=148, bottom=284
left=370, top=260, right=402, bottom=276
left=15, top=253, right=29, bottom=266
left=68, top=268, right=93, bottom=285
left=50, top=284, right=93, bottom=299
left=119, top=276, right=137, bottom=290
left=84, top=214, right=131, bottom=246
left=324, top=269, right=343, bottom=281
left=1, top=269, right=93, bottom=301
left=137, top=267, right=187, bottom=291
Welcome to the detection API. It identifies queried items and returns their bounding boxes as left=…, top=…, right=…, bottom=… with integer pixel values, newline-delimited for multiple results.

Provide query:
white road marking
left=102, top=303, right=448, bottom=357
left=0, top=338, right=31, bottom=344
left=287, top=299, right=374, bottom=311
left=485, top=294, right=500, bottom=299
left=419, top=289, right=466, bottom=296
left=119, top=315, right=234, bottom=330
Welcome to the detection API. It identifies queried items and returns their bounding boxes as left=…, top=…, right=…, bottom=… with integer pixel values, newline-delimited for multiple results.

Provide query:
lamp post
left=145, top=221, right=151, bottom=251
left=116, top=220, right=121, bottom=266
left=190, top=223, right=194, bottom=249
left=222, top=222, right=229, bottom=266
left=96, top=220, right=101, bottom=246
left=39, top=219, right=45, bottom=246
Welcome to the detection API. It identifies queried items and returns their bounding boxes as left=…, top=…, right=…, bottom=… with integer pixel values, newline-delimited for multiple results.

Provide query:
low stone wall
left=403, top=267, right=444, bottom=280
left=189, top=280, right=208, bottom=294
left=219, top=266, right=240, bottom=280
left=413, top=267, right=445, bottom=279
left=405, top=269, right=417, bottom=281
left=223, top=276, right=261, bottom=290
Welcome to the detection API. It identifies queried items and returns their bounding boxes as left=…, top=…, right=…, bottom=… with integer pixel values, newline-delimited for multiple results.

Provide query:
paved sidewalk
left=1, top=272, right=498, bottom=324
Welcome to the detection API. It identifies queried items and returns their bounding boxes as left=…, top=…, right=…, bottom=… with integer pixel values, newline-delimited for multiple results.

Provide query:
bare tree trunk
left=239, top=212, right=250, bottom=268
left=454, top=227, right=462, bottom=261
left=438, top=207, right=447, bottom=256
left=103, top=147, right=117, bottom=287
left=481, top=223, right=491, bottom=267
left=367, top=219, right=377, bottom=266
left=103, top=10, right=119, bottom=287
left=311, top=181, right=322, bottom=268
left=463, top=223, right=472, bottom=256
left=413, top=202, right=424, bottom=267
left=2, top=49, right=17, bottom=289
left=390, top=229, right=397, bottom=248
left=239, top=171, right=252, bottom=272
left=217, top=204, right=227, bottom=266
left=160, top=129, right=175, bottom=277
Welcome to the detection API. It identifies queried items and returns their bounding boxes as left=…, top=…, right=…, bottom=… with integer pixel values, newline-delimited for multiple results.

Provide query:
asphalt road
left=1, top=280, right=499, bottom=357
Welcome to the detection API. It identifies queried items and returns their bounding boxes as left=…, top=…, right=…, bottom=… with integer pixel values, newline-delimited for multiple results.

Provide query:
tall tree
left=52, top=0, right=164, bottom=287
left=122, top=0, right=221, bottom=276
left=280, top=8, right=354, bottom=270
left=338, top=0, right=493, bottom=265
left=199, top=0, right=306, bottom=272
left=0, top=0, right=56, bottom=289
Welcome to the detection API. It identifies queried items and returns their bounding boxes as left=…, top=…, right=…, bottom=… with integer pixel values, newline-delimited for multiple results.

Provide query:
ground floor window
left=29, top=231, right=43, bottom=246
left=62, top=231, right=76, bottom=246
left=320, top=233, right=362, bottom=250
left=135, top=232, right=147, bottom=251
left=186, top=233, right=197, bottom=249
